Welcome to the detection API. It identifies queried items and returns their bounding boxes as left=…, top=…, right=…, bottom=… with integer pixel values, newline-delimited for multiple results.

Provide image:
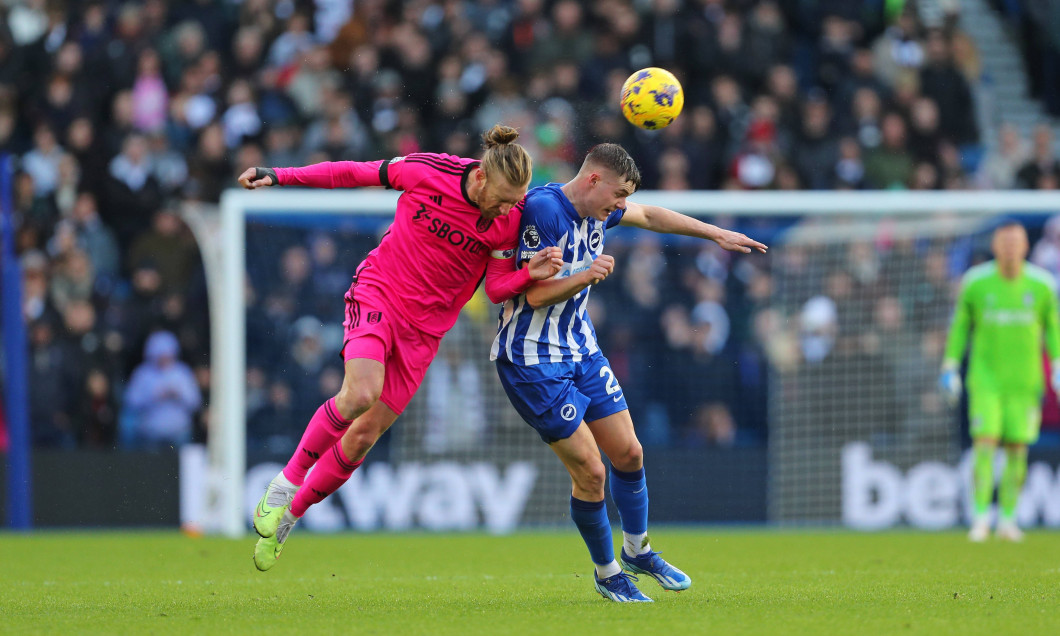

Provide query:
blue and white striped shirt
left=491, top=184, right=625, bottom=366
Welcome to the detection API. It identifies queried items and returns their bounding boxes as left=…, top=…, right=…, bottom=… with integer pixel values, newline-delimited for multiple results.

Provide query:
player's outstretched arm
left=484, top=247, right=563, bottom=304
left=237, top=161, right=389, bottom=190
left=620, top=202, right=767, bottom=253
left=524, top=254, right=614, bottom=309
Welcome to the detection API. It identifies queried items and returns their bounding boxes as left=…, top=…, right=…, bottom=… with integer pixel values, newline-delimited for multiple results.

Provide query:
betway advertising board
left=843, top=442, right=1060, bottom=529
left=178, top=446, right=767, bottom=532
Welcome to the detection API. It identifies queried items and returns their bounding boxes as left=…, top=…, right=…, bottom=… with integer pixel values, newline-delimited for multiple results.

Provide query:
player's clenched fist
left=238, top=167, right=278, bottom=189
left=586, top=254, right=615, bottom=285
left=528, top=246, right=564, bottom=280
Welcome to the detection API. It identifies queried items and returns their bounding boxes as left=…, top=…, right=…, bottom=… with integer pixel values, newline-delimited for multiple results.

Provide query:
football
left=620, top=67, right=684, bottom=130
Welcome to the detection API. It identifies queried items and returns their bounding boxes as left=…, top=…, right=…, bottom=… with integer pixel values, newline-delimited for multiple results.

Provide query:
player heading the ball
left=237, top=125, right=564, bottom=571
left=492, top=143, right=766, bottom=602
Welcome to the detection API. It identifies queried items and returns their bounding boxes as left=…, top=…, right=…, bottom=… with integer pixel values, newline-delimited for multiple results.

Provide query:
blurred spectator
left=833, top=136, right=867, bottom=188
left=423, top=322, right=487, bottom=455
left=79, top=368, right=118, bottom=448
left=65, top=117, right=107, bottom=189
left=799, top=296, right=838, bottom=364
left=29, top=319, right=75, bottom=448
left=1015, top=124, right=1060, bottom=189
left=221, top=79, right=262, bottom=149
left=976, top=124, right=1030, bottom=189
left=104, top=133, right=163, bottom=247
left=127, top=208, right=200, bottom=295
left=1018, top=0, right=1060, bottom=116
left=122, top=331, right=202, bottom=449
left=793, top=91, right=839, bottom=189
left=21, top=124, right=64, bottom=197
left=871, top=10, right=923, bottom=88
left=267, top=12, right=316, bottom=68
left=864, top=112, right=914, bottom=188
left=284, top=316, right=334, bottom=417
left=1030, top=215, right=1060, bottom=278
left=250, top=380, right=300, bottom=455
left=185, top=123, right=230, bottom=202
left=918, top=30, right=977, bottom=145
left=131, top=49, right=169, bottom=134
left=907, top=97, right=941, bottom=162
left=48, top=248, right=95, bottom=313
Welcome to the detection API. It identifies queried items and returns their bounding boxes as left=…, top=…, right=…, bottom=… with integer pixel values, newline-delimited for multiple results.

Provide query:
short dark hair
left=992, top=217, right=1025, bottom=233
left=583, top=143, right=641, bottom=192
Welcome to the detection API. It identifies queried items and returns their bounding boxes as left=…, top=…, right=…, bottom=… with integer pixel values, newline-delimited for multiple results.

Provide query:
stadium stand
left=0, top=0, right=1057, bottom=451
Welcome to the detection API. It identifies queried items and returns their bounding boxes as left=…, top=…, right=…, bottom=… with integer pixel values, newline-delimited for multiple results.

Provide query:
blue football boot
left=620, top=548, right=691, bottom=591
left=594, top=570, right=653, bottom=603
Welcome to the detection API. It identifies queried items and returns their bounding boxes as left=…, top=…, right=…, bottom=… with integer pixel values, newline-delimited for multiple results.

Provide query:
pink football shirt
left=274, top=153, right=521, bottom=336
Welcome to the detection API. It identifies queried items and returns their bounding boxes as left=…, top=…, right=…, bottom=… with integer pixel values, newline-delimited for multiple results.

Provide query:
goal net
left=194, top=190, right=1060, bottom=536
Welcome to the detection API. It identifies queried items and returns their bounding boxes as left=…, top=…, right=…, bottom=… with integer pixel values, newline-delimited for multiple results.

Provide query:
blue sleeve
left=518, top=196, right=567, bottom=261
left=605, top=207, right=626, bottom=230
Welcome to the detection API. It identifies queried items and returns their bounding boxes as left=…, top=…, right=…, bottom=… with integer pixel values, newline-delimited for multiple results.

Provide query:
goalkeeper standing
left=941, top=220, right=1060, bottom=542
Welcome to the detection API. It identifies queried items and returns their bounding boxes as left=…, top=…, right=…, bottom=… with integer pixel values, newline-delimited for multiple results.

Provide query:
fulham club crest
left=476, top=217, right=493, bottom=233
left=367, top=311, right=383, bottom=324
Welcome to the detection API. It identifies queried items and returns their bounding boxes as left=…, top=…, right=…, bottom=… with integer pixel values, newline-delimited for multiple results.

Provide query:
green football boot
left=253, top=473, right=299, bottom=538
left=253, top=508, right=298, bottom=572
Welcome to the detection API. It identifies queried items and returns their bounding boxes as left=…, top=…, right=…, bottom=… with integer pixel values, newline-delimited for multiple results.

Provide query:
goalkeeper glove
left=939, top=364, right=962, bottom=407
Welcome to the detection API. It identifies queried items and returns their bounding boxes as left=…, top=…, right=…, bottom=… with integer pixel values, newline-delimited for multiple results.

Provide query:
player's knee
left=335, top=383, right=381, bottom=419
left=612, top=441, right=643, bottom=472
left=576, top=460, right=607, bottom=495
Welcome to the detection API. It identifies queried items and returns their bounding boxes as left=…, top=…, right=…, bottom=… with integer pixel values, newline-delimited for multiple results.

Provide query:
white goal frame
left=197, top=189, right=1060, bottom=537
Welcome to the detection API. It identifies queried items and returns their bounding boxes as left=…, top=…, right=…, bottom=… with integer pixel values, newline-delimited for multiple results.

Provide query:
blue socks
left=571, top=467, right=651, bottom=570
left=569, top=496, right=614, bottom=566
left=609, top=466, right=648, bottom=534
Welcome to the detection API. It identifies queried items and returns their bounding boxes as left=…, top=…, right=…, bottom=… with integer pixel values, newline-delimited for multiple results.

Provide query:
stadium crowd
left=993, top=0, right=1060, bottom=118
left=2, top=0, right=1059, bottom=452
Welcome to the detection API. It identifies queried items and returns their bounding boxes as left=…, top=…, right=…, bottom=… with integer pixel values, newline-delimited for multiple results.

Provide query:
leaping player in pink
left=237, top=125, right=563, bottom=570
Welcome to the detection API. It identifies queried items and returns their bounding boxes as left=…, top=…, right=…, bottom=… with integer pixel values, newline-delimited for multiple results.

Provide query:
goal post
left=193, top=189, right=1060, bottom=537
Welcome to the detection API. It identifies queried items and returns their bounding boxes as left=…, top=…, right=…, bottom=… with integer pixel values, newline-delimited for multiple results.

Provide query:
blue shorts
left=496, top=351, right=629, bottom=444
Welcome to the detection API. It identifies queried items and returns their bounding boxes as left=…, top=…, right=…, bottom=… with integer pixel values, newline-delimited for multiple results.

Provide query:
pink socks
left=289, top=442, right=363, bottom=517
left=282, top=398, right=353, bottom=486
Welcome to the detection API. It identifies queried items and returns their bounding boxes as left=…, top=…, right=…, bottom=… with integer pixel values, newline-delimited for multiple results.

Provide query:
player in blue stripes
left=491, top=144, right=767, bottom=602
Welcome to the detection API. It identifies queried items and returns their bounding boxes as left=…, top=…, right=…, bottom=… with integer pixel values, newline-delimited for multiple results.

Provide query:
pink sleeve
left=274, top=160, right=387, bottom=189
left=485, top=256, right=534, bottom=304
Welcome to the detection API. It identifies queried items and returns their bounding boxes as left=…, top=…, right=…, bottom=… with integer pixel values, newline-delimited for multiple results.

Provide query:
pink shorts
left=341, top=283, right=441, bottom=414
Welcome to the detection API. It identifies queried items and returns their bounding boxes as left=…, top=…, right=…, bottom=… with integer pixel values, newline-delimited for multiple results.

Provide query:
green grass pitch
left=3, top=529, right=1059, bottom=635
